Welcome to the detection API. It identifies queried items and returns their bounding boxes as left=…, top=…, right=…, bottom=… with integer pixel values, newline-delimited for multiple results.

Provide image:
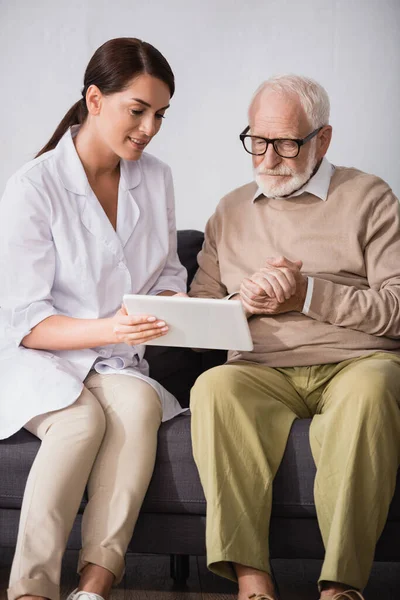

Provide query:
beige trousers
left=190, top=352, right=400, bottom=591
left=8, top=372, right=162, bottom=600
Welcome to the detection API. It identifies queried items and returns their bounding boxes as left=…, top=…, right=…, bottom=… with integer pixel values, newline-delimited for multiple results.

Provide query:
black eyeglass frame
left=239, top=125, right=323, bottom=158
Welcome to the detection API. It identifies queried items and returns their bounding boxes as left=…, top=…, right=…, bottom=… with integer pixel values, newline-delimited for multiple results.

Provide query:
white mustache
left=256, top=167, right=294, bottom=176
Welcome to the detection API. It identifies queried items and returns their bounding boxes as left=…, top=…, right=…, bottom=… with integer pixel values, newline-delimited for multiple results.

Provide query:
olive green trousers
left=190, top=352, right=400, bottom=590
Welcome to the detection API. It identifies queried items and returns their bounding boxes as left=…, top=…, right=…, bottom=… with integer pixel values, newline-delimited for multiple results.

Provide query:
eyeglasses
left=239, top=126, right=323, bottom=158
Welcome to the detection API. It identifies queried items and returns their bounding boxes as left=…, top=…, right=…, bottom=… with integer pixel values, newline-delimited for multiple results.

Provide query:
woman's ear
left=85, top=85, right=103, bottom=116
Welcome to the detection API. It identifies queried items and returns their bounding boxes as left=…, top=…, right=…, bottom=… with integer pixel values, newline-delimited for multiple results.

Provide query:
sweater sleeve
left=307, top=188, right=400, bottom=338
left=189, top=212, right=228, bottom=299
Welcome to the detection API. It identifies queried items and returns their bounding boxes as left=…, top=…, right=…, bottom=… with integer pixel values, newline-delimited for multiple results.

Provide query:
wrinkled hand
left=240, top=256, right=307, bottom=316
left=110, top=305, right=169, bottom=346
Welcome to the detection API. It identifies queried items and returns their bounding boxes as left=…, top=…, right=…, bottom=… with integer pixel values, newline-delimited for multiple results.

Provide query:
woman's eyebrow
left=130, top=98, right=170, bottom=110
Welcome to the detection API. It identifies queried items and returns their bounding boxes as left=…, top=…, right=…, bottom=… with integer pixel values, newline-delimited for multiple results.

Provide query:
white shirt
left=0, top=126, right=188, bottom=439
left=253, top=157, right=335, bottom=313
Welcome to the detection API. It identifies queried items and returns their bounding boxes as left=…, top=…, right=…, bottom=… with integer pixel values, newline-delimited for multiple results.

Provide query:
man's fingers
left=240, top=285, right=267, bottom=307
left=260, top=267, right=296, bottom=298
left=259, top=271, right=290, bottom=300
left=241, top=279, right=277, bottom=305
left=265, top=256, right=303, bottom=270
left=241, top=277, right=270, bottom=299
left=240, top=296, right=264, bottom=315
left=251, top=272, right=287, bottom=303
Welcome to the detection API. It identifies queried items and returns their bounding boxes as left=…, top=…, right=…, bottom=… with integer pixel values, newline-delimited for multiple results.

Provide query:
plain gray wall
left=1, top=0, right=399, bottom=229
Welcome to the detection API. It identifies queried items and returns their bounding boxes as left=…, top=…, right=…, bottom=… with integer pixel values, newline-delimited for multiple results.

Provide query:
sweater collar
left=252, top=157, right=334, bottom=203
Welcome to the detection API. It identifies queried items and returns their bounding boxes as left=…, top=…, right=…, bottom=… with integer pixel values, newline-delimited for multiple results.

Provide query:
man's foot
left=235, top=563, right=278, bottom=600
left=321, top=590, right=365, bottom=599
left=238, top=593, right=276, bottom=600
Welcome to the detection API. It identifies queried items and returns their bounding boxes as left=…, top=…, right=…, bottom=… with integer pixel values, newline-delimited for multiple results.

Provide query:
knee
left=124, top=390, right=162, bottom=428
left=103, top=382, right=162, bottom=434
left=67, top=390, right=107, bottom=446
left=86, top=401, right=107, bottom=441
left=339, top=360, right=400, bottom=421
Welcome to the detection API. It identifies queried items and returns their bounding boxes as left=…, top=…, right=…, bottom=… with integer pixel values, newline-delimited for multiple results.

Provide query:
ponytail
left=35, top=98, right=88, bottom=158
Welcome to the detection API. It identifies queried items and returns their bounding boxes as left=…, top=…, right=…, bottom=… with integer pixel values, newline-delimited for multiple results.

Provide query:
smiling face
left=85, top=73, right=171, bottom=161
left=249, top=89, right=330, bottom=197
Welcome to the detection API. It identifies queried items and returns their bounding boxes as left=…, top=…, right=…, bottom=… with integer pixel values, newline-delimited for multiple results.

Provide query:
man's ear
left=318, top=125, right=333, bottom=157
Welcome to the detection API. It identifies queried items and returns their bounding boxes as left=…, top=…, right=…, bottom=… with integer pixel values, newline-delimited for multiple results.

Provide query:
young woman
left=0, top=37, right=187, bottom=600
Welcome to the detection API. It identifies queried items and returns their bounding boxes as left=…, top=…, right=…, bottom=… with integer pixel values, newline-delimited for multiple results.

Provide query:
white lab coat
left=0, top=126, right=188, bottom=440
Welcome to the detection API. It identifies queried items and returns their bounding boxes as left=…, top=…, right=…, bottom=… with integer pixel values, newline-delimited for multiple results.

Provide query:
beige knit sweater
left=189, top=166, right=400, bottom=366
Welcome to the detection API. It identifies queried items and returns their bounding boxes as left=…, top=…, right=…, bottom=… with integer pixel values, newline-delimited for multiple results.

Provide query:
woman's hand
left=109, top=305, right=169, bottom=346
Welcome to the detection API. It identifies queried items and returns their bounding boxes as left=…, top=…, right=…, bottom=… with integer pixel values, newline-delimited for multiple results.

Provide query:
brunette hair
left=35, top=37, right=175, bottom=157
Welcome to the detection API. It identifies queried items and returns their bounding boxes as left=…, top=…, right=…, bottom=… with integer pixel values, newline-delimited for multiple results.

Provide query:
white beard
left=254, top=144, right=318, bottom=198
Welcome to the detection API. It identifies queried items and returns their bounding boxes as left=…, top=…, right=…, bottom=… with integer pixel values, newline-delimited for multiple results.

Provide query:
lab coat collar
left=54, top=126, right=142, bottom=195
left=120, top=157, right=142, bottom=191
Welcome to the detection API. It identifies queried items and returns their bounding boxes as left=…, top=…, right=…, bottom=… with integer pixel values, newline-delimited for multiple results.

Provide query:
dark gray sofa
left=1, top=230, right=400, bottom=584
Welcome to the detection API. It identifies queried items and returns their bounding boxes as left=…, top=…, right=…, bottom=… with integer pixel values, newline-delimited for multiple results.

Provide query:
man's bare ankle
left=238, top=593, right=277, bottom=600
left=320, top=580, right=360, bottom=598
left=234, top=563, right=277, bottom=600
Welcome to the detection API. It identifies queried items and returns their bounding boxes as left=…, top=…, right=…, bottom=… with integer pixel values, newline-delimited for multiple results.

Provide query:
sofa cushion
left=0, top=416, right=205, bottom=514
left=2, top=416, right=400, bottom=521
left=142, top=415, right=205, bottom=514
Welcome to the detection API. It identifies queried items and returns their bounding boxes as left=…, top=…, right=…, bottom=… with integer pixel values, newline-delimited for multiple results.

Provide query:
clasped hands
left=239, top=256, right=308, bottom=317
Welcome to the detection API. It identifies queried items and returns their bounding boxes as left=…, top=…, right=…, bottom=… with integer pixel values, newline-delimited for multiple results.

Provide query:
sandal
left=331, top=591, right=365, bottom=600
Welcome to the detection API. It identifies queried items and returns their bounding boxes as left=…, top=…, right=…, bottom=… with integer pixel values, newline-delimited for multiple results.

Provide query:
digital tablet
left=123, top=294, right=254, bottom=351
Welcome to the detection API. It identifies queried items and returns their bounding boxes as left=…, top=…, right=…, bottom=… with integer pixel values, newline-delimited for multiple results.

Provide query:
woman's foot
left=67, top=563, right=115, bottom=600
left=67, top=591, right=105, bottom=600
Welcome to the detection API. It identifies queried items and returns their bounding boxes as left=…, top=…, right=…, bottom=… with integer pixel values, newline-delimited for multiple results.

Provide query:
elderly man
left=189, top=75, right=400, bottom=600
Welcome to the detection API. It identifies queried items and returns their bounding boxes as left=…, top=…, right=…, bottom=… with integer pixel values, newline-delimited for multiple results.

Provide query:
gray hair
left=250, top=74, right=330, bottom=128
